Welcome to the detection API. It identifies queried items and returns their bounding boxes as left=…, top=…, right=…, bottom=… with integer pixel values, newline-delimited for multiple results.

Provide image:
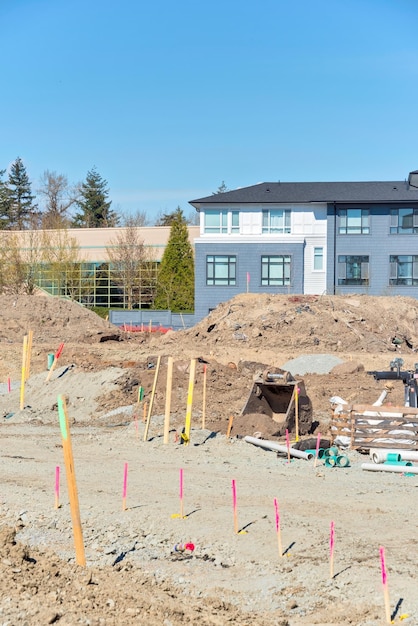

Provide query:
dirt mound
left=2, top=293, right=418, bottom=624
left=0, top=294, right=123, bottom=345
left=163, top=293, right=418, bottom=355
left=0, top=524, right=273, bottom=625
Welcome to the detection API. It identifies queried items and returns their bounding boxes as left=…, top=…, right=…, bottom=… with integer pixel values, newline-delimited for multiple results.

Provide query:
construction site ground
left=1, top=293, right=418, bottom=625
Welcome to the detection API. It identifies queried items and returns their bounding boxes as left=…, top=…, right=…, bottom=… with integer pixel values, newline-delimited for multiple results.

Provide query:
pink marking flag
left=55, top=465, right=60, bottom=509
left=314, top=432, right=321, bottom=468
left=285, top=429, right=291, bottom=464
left=171, top=468, right=186, bottom=518
left=274, top=497, right=283, bottom=557
left=330, top=521, right=335, bottom=578
left=180, top=468, right=184, bottom=518
left=122, top=462, right=128, bottom=511
left=379, top=546, right=391, bottom=623
left=232, top=479, right=238, bottom=533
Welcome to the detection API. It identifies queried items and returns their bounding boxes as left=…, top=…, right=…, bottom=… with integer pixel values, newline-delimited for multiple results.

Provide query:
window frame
left=261, top=255, right=291, bottom=286
left=389, top=208, right=418, bottom=234
left=204, top=210, right=228, bottom=234
left=206, top=254, right=237, bottom=286
left=262, top=208, right=291, bottom=234
left=337, top=255, right=369, bottom=285
left=313, top=247, right=324, bottom=271
left=389, top=255, right=418, bottom=286
left=338, top=208, right=370, bottom=235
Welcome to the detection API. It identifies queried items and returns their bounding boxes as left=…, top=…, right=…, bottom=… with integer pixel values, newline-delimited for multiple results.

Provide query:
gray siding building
left=190, top=170, right=418, bottom=322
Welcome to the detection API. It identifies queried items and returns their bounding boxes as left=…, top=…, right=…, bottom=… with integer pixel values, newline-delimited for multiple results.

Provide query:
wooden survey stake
left=46, top=342, right=65, bottom=382
left=25, top=329, right=33, bottom=381
left=20, top=335, right=28, bottom=410
left=202, top=364, right=207, bottom=430
left=163, top=357, right=173, bottom=444
left=183, top=359, right=196, bottom=445
left=57, top=395, right=86, bottom=566
left=143, top=355, right=161, bottom=441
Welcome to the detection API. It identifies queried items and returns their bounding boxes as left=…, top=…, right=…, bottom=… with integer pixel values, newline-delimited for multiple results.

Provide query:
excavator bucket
left=241, top=367, right=313, bottom=436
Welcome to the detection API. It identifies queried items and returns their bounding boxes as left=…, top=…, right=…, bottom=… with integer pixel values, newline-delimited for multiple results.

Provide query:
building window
left=204, top=210, right=228, bottom=233
left=262, top=209, right=291, bottom=233
left=231, top=211, right=240, bottom=233
left=338, top=255, right=369, bottom=285
left=313, top=247, right=324, bottom=271
left=338, top=209, right=370, bottom=234
left=389, top=255, right=418, bottom=285
left=390, top=208, right=418, bottom=234
left=261, top=255, right=291, bottom=286
left=206, top=255, right=236, bottom=285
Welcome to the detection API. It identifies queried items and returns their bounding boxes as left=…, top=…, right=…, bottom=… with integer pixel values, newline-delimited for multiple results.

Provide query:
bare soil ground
left=1, top=293, right=418, bottom=625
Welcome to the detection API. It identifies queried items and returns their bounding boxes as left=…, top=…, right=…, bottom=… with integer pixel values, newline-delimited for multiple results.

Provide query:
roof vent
left=266, top=187, right=270, bottom=192
left=408, top=170, right=418, bottom=189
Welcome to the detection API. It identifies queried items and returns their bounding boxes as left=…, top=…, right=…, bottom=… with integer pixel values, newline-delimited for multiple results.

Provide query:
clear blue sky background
left=1, top=0, right=417, bottom=223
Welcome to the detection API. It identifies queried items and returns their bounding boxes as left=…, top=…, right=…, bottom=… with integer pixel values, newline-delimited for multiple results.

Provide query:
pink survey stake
left=123, top=462, right=128, bottom=500
left=330, top=521, right=335, bottom=555
left=316, top=432, right=321, bottom=457
left=232, top=479, right=237, bottom=510
left=380, top=546, right=387, bottom=585
left=55, top=465, right=60, bottom=507
left=274, top=497, right=280, bottom=531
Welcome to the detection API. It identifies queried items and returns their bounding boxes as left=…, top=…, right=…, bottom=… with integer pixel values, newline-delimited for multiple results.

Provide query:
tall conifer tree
left=154, top=207, right=194, bottom=311
left=7, top=157, right=37, bottom=229
left=72, top=167, right=118, bottom=227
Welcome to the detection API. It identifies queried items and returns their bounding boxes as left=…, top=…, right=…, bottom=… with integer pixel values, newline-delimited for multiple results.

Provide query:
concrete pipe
left=244, top=436, right=313, bottom=460
left=370, top=449, right=418, bottom=464
left=361, top=463, right=418, bottom=474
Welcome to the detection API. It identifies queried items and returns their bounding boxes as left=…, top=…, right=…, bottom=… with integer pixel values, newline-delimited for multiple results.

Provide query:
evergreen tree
left=212, top=180, right=229, bottom=195
left=154, top=207, right=194, bottom=311
left=7, top=157, right=37, bottom=229
left=0, top=169, right=11, bottom=229
left=72, top=167, right=119, bottom=227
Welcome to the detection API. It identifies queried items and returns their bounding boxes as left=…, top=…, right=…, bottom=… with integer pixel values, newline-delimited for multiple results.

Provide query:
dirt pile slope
left=0, top=294, right=123, bottom=345
left=159, top=293, right=418, bottom=356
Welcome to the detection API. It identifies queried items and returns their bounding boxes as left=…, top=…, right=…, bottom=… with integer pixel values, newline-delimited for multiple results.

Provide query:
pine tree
left=154, top=207, right=194, bottom=311
left=212, top=180, right=229, bottom=195
left=7, top=157, right=37, bottom=229
left=0, top=169, right=11, bottom=229
left=72, top=167, right=119, bottom=227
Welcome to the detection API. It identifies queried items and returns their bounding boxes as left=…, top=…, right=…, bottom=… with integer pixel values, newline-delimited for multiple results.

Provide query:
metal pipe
left=244, top=436, right=313, bottom=460
left=370, top=449, right=418, bottom=463
left=265, top=373, right=285, bottom=380
left=361, top=463, right=418, bottom=474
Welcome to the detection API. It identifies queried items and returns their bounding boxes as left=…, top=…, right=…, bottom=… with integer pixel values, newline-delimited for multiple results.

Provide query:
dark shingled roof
left=190, top=180, right=418, bottom=207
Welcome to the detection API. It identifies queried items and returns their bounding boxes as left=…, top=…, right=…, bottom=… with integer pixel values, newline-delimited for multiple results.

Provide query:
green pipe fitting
left=336, top=455, right=350, bottom=468
left=323, top=446, right=339, bottom=458
left=383, top=460, right=413, bottom=467
left=325, top=456, right=337, bottom=467
left=304, top=448, right=325, bottom=459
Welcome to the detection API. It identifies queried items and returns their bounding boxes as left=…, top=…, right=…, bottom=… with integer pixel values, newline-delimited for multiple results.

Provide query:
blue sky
left=1, top=0, right=417, bottom=223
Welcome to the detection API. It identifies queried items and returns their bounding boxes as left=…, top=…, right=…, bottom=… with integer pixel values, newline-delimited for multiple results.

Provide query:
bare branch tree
left=106, top=224, right=157, bottom=309
left=38, top=170, right=80, bottom=228
left=0, top=230, right=43, bottom=294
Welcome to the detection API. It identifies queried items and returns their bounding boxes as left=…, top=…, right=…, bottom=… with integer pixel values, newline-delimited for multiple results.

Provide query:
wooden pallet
left=330, top=404, right=418, bottom=451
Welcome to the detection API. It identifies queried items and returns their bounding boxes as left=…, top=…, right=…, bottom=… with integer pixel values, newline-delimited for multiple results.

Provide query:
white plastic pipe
left=244, top=436, right=313, bottom=460
left=361, top=463, right=418, bottom=474
left=370, top=449, right=418, bottom=463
